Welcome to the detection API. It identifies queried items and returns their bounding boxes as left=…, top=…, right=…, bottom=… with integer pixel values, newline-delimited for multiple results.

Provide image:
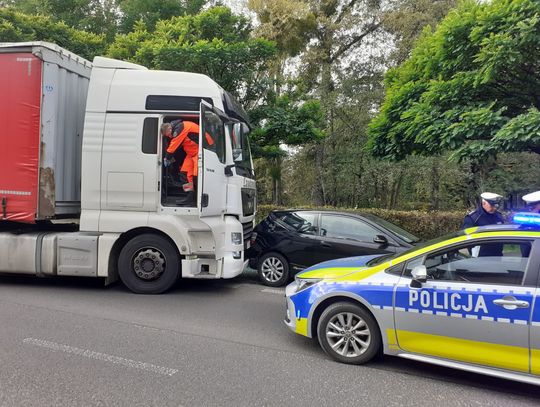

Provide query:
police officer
left=462, top=192, right=505, bottom=257
left=522, top=191, right=540, bottom=213
left=462, top=192, right=505, bottom=229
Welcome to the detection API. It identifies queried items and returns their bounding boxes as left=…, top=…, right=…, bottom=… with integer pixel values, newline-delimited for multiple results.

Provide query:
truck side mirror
left=410, top=265, right=427, bottom=288
left=233, top=148, right=243, bottom=162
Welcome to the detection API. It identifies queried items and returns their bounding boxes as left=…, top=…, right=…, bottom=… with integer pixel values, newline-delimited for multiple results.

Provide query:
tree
left=107, top=6, right=276, bottom=108
left=368, top=0, right=540, bottom=163
left=116, top=0, right=206, bottom=33
left=248, top=0, right=317, bottom=95
left=250, top=95, right=325, bottom=204
left=0, top=8, right=107, bottom=59
left=383, top=0, right=457, bottom=64
left=5, top=0, right=119, bottom=39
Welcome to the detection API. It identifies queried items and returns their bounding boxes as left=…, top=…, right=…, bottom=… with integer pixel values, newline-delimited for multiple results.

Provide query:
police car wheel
left=317, top=302, right=381, bottom=365
left=257, top=252, right=290, bottom=287
left=118, top=234, right=180, bottom=294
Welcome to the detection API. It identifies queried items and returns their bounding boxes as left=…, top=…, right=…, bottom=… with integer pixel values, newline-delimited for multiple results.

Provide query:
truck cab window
left=201, top=110, right=225, bottom=163
left=228, top=122, right=254, bottom=178
left=142, top=118, right=158, bottom=154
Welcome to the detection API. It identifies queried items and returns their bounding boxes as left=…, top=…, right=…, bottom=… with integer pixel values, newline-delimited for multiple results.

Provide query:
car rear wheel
left=257, top=252, right=290, bottom=287
left=317, top=302, right=381, bottom=364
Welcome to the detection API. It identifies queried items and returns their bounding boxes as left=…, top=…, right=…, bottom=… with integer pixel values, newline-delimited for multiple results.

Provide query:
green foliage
left=249, top=95, right=326, bottom=205
left=383, top=0, right=458, bottom=64
left=491, top=109, right=540, bottom=155
left=108, top=6, right=277, bottom=106
left=248, top=0, right=317, bottom=58
left=250, top=95, right=326, bottom=158
left=256, top=205, right=465, bottom=240
left=116, top=0, right=206, bottom=33
left=368, top=0, right=540, bottom=161
left=0, top=8, right=107, bottom=59
left=6, top=0, right=119, bottom=39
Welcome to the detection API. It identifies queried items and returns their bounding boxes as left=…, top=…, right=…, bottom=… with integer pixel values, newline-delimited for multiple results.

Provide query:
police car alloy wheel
left=317, top=302, right=381, bottom=364
left=258, top=252, right=290, bottom=287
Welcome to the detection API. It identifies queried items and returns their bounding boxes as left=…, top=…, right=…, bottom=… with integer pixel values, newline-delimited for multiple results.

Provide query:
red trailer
left=0, top=42, right=91, bottom=223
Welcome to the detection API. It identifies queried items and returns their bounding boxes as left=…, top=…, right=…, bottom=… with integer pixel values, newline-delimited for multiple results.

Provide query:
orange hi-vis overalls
left=166, top=121, right=214, bottom=183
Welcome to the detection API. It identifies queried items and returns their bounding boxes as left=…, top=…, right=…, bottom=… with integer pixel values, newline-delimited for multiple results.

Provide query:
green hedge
left=256, top=205, right=466, bottom=240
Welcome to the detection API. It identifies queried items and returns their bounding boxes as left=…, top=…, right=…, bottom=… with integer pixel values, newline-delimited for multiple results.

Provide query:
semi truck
left=0, top=42, right=256, bottom=294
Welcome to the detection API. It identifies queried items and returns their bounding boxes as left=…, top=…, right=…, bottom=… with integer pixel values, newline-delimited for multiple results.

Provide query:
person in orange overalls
left=161, top=119, right=214, bottom=192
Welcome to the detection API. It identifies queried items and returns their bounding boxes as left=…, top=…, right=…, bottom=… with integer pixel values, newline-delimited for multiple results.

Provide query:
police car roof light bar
left=513, top=212, right=540, bottom=227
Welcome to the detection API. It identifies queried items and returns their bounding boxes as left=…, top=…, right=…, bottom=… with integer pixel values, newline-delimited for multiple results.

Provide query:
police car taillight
left=513, top=212, right=540, bottom=226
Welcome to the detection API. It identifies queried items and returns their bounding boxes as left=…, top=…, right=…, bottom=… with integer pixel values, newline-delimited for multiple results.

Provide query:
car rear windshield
left=271, top=211, right=317, bottom=234
left=362, top=213, right=420, bottom=244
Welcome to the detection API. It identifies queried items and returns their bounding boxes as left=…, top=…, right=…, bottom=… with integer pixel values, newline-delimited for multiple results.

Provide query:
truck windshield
left=230, top=123, right=254, bottom=178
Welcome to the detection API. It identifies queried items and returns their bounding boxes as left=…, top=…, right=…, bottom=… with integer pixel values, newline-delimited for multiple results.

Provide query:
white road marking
left=261, top=288, right=285, bottom=295
left=23, top=338, right=178, bottom=376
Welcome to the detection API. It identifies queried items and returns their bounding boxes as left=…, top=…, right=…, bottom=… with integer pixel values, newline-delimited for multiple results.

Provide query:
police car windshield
left=366, top=230, right=466, bottom=267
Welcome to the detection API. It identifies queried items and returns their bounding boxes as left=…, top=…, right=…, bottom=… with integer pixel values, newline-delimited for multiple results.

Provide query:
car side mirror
left=373, top=235, right=388, bottom=245
left=410, top=265, right=427, bottom=288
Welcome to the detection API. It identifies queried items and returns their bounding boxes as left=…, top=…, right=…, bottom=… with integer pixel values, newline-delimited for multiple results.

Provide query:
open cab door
left=198, top=101, right=228, bottom=217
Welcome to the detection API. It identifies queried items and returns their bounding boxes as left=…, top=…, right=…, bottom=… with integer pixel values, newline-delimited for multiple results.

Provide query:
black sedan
left=247, top=210, right=420, bottom=286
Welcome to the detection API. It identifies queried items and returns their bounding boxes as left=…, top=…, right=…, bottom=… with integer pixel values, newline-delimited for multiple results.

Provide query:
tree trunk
left=313, top=142, right=327, bottom=205
left=389, top=171, right=404, bottom=209
left=430, top=158, right=440, bottom=210
left=466, top=160, right=481, bottom=208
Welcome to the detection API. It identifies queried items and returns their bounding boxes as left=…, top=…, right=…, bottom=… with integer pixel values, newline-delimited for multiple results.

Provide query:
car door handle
left=320, top=242, right=332, bottom=248
left=493, top=297, right=529, bottom=309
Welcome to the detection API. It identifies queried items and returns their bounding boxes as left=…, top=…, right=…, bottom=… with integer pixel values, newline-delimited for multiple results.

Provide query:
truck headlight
left=231, top=232, right=242, bottom=245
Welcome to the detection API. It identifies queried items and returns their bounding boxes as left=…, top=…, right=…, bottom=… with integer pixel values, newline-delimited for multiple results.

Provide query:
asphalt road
left=0, top=271, right=539, bottom=406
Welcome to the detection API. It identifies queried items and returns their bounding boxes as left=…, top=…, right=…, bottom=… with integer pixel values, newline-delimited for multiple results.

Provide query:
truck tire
left=118, top=234, right=180, bottom=294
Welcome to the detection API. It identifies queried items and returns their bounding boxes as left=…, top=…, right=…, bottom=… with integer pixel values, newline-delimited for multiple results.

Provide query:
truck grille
left=241, top=188, right=256, bottom=217
left=242, top=221, right=254, bottom=249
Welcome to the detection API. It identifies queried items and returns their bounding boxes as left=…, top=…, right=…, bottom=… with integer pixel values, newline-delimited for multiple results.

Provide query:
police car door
left=199, top=101, right=227, bottom=216
left=393, top=238, right=537, bottom=374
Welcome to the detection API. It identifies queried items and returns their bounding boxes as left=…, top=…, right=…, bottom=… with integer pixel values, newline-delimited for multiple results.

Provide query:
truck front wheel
left=118, top=234, right=180, bottom=294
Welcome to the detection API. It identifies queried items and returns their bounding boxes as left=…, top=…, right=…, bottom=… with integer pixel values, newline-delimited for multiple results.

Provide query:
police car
left=284, top=213, right=540, bottom=385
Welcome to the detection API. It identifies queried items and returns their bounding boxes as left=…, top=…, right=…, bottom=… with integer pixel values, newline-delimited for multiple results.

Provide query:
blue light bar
left=513, top=212, right=540, bottom=226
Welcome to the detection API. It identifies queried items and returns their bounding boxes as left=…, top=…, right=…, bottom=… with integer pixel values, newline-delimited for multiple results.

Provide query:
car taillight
left=250, top=232, right=258, bottom=246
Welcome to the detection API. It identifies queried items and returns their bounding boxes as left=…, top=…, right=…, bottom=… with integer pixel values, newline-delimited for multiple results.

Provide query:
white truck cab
left=0, top=43, right=256, bottom=294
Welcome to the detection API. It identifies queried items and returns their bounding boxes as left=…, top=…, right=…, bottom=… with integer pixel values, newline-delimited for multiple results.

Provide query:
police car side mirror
left=410, top=265, right=427, bottom=288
